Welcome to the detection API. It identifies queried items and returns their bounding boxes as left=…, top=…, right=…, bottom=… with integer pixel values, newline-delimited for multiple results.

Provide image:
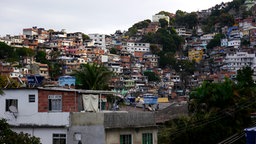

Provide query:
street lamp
left=74, top=132, right=82, bottom=144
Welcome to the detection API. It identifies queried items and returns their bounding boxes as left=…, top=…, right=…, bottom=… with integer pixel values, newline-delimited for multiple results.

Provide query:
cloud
left=0, top=0, right=232, bottom=36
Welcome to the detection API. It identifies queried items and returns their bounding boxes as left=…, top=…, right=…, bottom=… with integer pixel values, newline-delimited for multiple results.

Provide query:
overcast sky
left=0, top=0, right=233, bottom=36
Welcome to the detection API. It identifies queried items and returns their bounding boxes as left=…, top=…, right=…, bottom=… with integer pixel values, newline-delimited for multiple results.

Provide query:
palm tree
left=73, top=63, right=112, bottom=90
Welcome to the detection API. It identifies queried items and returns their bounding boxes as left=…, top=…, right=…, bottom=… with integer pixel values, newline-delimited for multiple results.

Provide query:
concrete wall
left=104, top=112, right=156, bottom=128
left=68, top=125, right=105, bottom=144
left=69, top=112, right=105, bottom=144
left=69, top=112, right=157, bottom=144
left=104, top=112, right=157, bottom=144
left=105, top=127, right=158, bottom=144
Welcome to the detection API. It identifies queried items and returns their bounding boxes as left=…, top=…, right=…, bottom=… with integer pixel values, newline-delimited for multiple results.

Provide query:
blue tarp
left=26, top=75, right=44, bottom=86
left=143, top=96, right=158, bottom=104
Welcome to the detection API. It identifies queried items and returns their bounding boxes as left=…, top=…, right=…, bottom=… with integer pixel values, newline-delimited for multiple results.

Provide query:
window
left=48, top=95, right=62, bottom=112
left=120, top=134, right=132, bottom=144
left=52, top=133, right=66, bottom=144
left=142, top=133, right=153, bottom=144
left=6, top=99, right=18, bottom=112
left=29, top=95, right=35, bottom=103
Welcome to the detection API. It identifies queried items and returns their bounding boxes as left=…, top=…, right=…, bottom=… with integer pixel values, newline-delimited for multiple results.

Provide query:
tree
left=150, top=44, right=161, bottom=54
left=82, top=33, right=90, bottom=41
left=0, top=119, right=40, bottom=144
left=141, top=28, right=183, bottom=53
left=157, top=11, right=172, bottom=17
left=236, top=66, right=255, bottom=88
left=185, top=12, right=199, bottom=29
left=175, top=11, right=198, bottom=29
left=241, top=37, right=250, bottom=47
left=206, top=33, right=225, bottom=49
left=73, top=63, right=112, bottom=90
left=0, top=42, right=16, bottom=61
left=158, top=52, right=176, bottom=68
left=49, top=50, right=61, bottom=61
left=16, top=47, right=35, bottom=58
left=159, top=74, right=256, bottom=144
left=219, top=13, right=234, bottom=27
left=159, top=18, right=168, bottom=28
left=126, top=19, right=151, bottom=36
left=0, top=42, right=37, bottom=63
left=35, top=51, right=48, bottom=64
left=109, top=48, right=117, bottom=54
left=143, top=71, right=160, bottom=82
left=49, top=62, right=61, bottom=80
left=0, top=75, right=19, bottom=88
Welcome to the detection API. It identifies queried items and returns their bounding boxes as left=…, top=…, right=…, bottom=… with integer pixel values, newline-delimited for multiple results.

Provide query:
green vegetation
left=0, top=119, right=40, bottom=144
left=206, top=33, right=225, bottom=49
left=158, top=66, right=256, bottom=144
left=35, top=51, right=48, bottom=64
left=202, top=0, right=247, bottom=33
left=82, top=33, right=90, bottom=41
left=141, top=27, right=184, bottom=68
left=126, top=19, right=151, bottom=36
left=109, top=47, right=117, bottom=54
left=0, top=75, right=19, bottom=88
left=73, top=63, right=112, bottom=90
left=49, top=62, right=62, bottom=80
left=143, top=71, right=160, bottom=82
left=175, top=10, right=198, bottom=29
left=0, top=42, right=35, bottom=63
left=159, top=18, right=168, bottom=28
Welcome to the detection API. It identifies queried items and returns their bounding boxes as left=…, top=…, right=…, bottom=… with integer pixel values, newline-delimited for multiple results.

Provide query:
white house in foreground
left=0, top=88, right=158, bottom=144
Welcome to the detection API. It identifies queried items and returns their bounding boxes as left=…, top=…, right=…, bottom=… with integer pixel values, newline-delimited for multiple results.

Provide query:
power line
left=218, top=121, right=256, bottom=144
left=168, top=96, right=256, bottom=137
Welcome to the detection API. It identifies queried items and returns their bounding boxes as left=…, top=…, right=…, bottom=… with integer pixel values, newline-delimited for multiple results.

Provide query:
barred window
left=52, top=133, right=66, bottom=144
left=48, top=95, right=62, bottom=112
left=142, top=133, right=153, bottom=144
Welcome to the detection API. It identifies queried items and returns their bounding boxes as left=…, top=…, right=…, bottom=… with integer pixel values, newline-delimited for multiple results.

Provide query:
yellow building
left=188, top=48, right=204, bottom=63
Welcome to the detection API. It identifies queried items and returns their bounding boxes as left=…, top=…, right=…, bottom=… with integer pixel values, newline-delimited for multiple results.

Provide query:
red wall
left=38, top=89, right=79, bottom=112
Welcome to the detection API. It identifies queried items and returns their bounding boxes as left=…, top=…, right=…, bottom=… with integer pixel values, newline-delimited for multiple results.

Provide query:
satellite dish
left=9, top=106, right=18, bottom=113
left=9, top=106, right=18, bottom=119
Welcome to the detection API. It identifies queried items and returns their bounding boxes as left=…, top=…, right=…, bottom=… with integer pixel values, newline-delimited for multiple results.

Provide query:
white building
left=122, top=42, right=150, bottom=55
left=88, top=34, right=106, bottom=51
left=107, top=62, right=123, bottom=74
left=23, top=27, right=38, bottom=36
left=228, top=39, right=241, bottom=48
left=0, top=88, right=158, bottom=144
left=239, top=20, right=253, bottom=30
left=0, top=89, right=69, bottom=144
left=200, top=33, right=215, bottom=43
left=228, top=29, right=242, bottom=40
left=244, top=0, right=256, bottom=11
left=175, top=27, right=186, bottom=36
left=222, top=52, right=256, bottom=72
left=221, top=38, right=228, bottom=47
left=152, top=14, right=169, bottom=24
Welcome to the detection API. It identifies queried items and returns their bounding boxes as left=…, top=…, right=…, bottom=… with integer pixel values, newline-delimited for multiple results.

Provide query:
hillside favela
left=2, top=0, right=256, bottom=144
